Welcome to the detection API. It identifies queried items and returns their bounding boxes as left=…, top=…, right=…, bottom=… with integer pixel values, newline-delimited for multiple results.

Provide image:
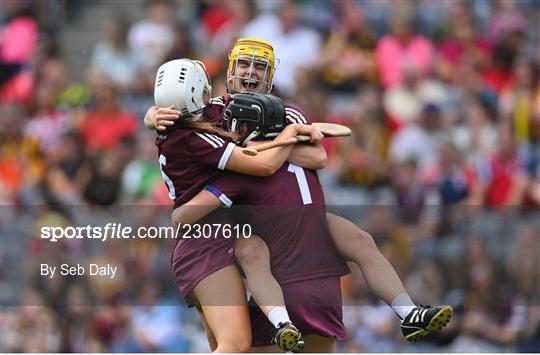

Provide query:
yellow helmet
left=226, top=38, right=279, bottom=94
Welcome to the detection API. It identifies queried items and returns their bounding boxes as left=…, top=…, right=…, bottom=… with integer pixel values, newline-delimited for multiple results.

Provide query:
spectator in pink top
left=375, top=10, right=434, bottom=89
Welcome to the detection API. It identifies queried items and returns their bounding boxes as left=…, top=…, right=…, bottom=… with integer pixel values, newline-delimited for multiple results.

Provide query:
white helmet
left=154, top=59, right=212, bottom=118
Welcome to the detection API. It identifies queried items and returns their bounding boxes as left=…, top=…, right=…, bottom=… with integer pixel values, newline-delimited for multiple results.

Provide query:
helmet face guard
left=226, top=38, right=279, bottom=94
left=225, top=93, right=285, bottom=146
left=154, top=59, right=212, bottom=119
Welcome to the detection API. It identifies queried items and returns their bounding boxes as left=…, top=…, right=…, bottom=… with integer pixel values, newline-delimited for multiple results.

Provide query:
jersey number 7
left=287, top=163, right=312, bottom=205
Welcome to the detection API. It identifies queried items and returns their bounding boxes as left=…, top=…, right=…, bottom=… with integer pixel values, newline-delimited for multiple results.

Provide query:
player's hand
left=150, top=105, right=181, bottom=131
left=292, top=124, right=324, bottom=144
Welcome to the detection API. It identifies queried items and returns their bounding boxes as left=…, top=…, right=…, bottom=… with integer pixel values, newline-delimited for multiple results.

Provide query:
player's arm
left=287, top=143, right=327, bottom=170
left=144, top=105, right=181, bottom=131
left=246, top=140, right=327, bottom=170
left=282, top=106, right=327, bottom=169
left=224, top=123, right=323, bottom=176
left=171, top=190, right=221, bottom=226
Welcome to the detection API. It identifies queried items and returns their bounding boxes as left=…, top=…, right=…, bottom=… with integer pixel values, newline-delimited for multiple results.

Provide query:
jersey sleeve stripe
left=204, top=185, right=233, bottom=207
left=218, top=142, right=235, bottom=170
left=285, top=108, right=307, bottom=124
left=210, top=97, right=225, bottom=106
left=204, top=132, right=225, bottom=145
left=195, top=132, right=219, bottom=148
left=285, top=113, right=300, bottom=124
left=201, top=132, right=224, bottom=147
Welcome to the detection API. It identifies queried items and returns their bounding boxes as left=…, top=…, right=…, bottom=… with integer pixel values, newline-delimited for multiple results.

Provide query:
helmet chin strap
left=241, top=130, right=259, bottom=147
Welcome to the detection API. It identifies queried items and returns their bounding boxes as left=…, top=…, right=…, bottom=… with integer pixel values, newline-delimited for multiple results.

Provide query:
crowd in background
left=1, top=0, right=539, bottom=352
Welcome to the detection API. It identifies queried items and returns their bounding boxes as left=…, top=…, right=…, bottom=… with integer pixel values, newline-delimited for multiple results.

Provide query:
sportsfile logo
left=40, top=223, right=252, bottom=242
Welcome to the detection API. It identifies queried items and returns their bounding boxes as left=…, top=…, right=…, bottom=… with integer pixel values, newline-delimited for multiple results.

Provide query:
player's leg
left=234, top=235, right=304, bottom=351
left=195, top=305, right=218, bottom=351
left=325, top=213, right=453, bottom=341
left=326, top=213, right=407, bottom=306
left=193, top=264, right=251, bottom=353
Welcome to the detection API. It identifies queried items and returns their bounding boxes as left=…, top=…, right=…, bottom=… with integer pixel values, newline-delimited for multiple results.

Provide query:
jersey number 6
left=159, top=154, right=176, bottom=199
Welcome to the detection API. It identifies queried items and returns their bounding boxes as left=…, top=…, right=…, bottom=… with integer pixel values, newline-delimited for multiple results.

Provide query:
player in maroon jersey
left=203, top=164, right=350, bottom=352
left=149, top=58, right=324, bottom=352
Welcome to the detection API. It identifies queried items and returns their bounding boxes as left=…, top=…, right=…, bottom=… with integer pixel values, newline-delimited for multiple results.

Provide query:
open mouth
left=242, top=79, right=259, bottom=90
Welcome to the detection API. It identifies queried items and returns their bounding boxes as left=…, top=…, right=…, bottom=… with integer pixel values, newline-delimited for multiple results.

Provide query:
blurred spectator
left=111, top=280, right=188, bottom=352
left=423, top=139, right=474, bottom=235
left=23, top=83, right=73, bottom=154
left=469, top=125, right=530, bottom=208
left=1, top=289, right=61, bottom=352
left=90, top=19, right=144, bottom=91
left=242, top=0, right=321, bottom=96
left=506, top=225, right=540, bottom=352
left=452, top=96, right=498, bottom=162
left=122, top=136, right=163, bottom=201
left=435, top=1, right=492, bottom=81
left=0, top=0, right=38, bottom=103
left=451, top=237, right=527, bottom=352
left=205, top=0, right=256, bottom=58
left=498, top=57, right=540, bottom=145
left=59, top=284, right=103, bottom=352
left=38, top=57, right=90, bottom=108
left=316, top=1, right=377, bottom=92
left=164, top=24, right=197, bottom=62
left=335, top=101, right=390, bottom=188
left=487, top=0, right=527, bottom=45
left=364, top=204, right=413, bottom=276
left=388, top=103, right=443, bottom=169
left=127, top=0, right=174, bottom=70
left=375, top=8, right=434, bottom=88
left=0, top=102, right=35, bottom=203
left=383, top=72, right=449, bottom=129
left=82, top=151, right=123, bottom=206
left=80, top=83, right=137, bottom=152
left=389, top=159, right=440, bottom=242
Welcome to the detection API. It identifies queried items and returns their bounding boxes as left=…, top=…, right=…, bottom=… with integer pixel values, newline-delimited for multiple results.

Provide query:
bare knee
left=353, top=229, right=377, bottom=251
left=342, top=229, right=379, bottom=263
left=234, top=235, right=269, bottom=267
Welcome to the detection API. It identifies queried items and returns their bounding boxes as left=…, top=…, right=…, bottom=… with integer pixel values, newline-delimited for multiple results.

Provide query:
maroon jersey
left=156, top=126, right=235, bottom=208
left=205, top=164, right=350, bottom=285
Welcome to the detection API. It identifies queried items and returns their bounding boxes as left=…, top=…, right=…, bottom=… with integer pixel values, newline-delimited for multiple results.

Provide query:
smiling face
left=226, top=38, right=277, bottom=94
left=228, top=58, right=270, bottom=93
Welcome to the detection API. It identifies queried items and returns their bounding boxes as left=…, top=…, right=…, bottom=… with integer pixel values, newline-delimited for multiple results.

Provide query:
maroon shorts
left=249, top=276, right=346, bottom=346
left=171, top=236, right=236, bottom=306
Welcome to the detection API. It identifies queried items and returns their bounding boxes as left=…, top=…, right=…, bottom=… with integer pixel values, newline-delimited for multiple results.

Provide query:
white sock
left=391, top=293, right=416, bottom=321
left=268, top=307, right=291, bottom=328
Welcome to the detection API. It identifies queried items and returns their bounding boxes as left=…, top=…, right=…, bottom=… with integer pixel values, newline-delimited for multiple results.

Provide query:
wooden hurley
left=242, top=122, right=351, bottom=156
